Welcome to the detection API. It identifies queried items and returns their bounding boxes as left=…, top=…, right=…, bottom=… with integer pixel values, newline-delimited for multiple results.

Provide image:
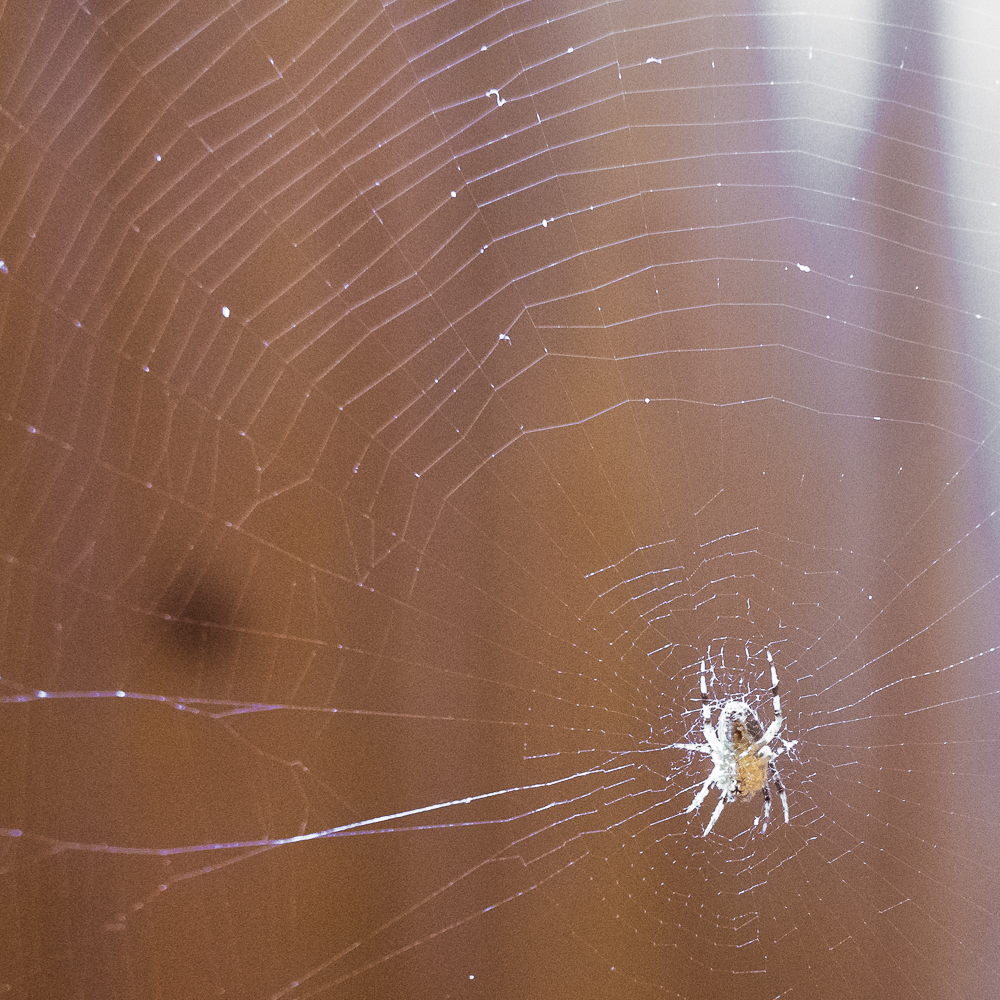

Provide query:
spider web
left=1, top=0, right=999, bottom=997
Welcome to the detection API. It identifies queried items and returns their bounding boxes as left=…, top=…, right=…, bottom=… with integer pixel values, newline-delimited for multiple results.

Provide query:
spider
left=675, top=650, right=795, bottom=836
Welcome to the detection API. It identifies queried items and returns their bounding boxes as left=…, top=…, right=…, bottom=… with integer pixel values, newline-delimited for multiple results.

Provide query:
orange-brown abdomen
left=731, top=718, right=768, bottom=800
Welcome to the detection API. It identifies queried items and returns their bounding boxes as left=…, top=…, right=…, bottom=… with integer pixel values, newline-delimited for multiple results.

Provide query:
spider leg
left=769, top=759, right=789, bottom=824
left=702, top=792, right=726, bottom=836
left=687, top=764, right=720, bottom=814
left=698, top=661, right=724, bottom=755
left=756, top=656, right=783, bottom=746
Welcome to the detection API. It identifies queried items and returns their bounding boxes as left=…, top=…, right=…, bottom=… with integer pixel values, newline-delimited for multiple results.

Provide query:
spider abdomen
left=731, top=718, right=769, bottom=800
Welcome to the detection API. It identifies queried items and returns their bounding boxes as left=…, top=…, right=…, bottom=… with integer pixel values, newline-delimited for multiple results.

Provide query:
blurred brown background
left=2, top=1, right=999, bottom=997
